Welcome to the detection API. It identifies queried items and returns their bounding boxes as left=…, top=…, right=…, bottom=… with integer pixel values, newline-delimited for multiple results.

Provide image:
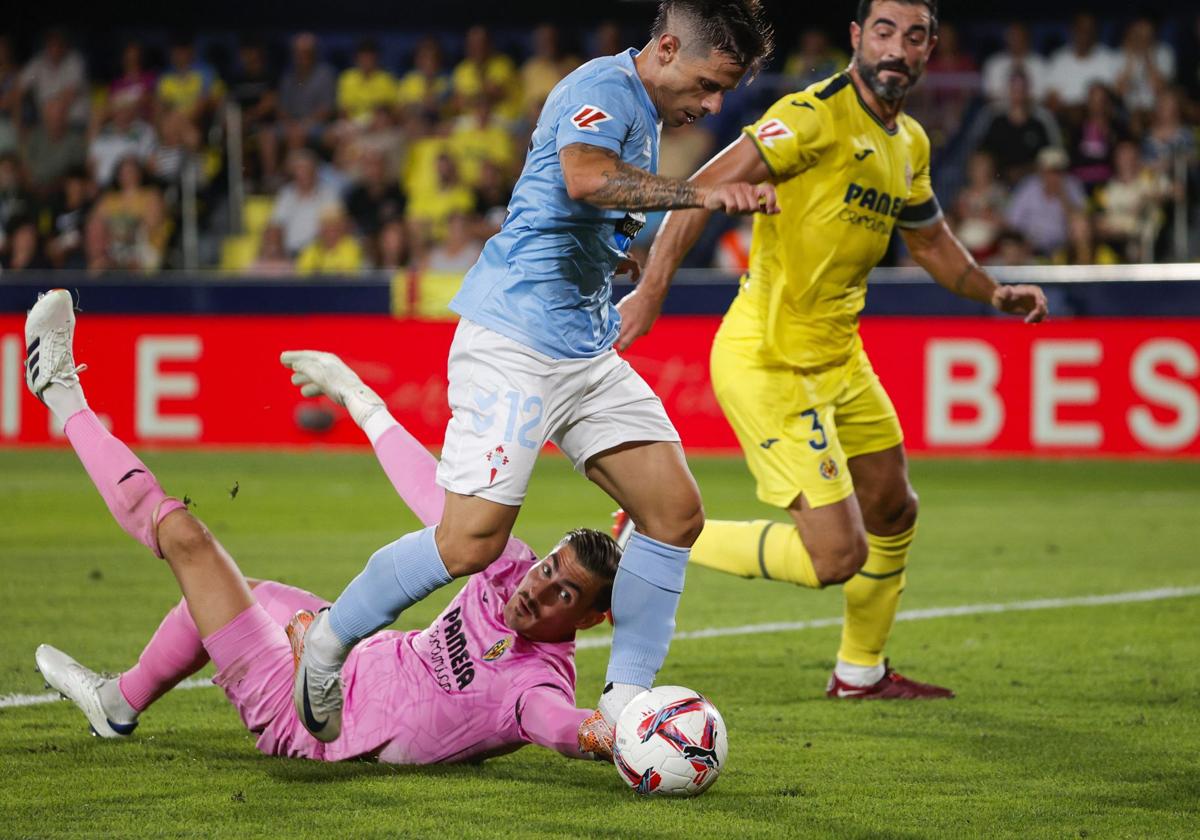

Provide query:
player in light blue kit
left=286, top=0, right=777, bottom=756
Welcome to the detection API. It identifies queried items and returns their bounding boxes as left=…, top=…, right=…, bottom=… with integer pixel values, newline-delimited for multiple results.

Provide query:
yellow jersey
left=730, top=72, right=941, bottom=369
left=449, top=115, right=515, bottom=185
left=158, top=67, right=224, bottom=111
left=296, top=237, right=364, bottom=275
left=396, top=71, right=450, bottom=111
left=451, top=55, right=521, bottom=118
left=337, top=68, right=399, bottom=122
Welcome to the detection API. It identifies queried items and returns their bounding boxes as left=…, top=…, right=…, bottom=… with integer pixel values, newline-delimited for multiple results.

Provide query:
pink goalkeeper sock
left=118, top=598, right=209, bottom=712
left=372, top=421, right=445, bottom=527
left=62, top=409, right=187, bottom=558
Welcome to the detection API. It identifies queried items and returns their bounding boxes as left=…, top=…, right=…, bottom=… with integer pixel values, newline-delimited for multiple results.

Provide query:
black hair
left=651, top=0, right=775, bottom=80
left=856, top=0, right=939, bottom=34
left=562, top=528, right=622, bottom=613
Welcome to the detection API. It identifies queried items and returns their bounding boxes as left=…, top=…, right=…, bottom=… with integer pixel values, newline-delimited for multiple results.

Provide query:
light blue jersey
left=450, top=49, right=662, bottom=359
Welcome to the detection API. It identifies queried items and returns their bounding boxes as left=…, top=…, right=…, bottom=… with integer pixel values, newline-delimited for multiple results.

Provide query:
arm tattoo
left=592, top=158, right=701, bottom=210
left=563, top=145, right=702, bottom=210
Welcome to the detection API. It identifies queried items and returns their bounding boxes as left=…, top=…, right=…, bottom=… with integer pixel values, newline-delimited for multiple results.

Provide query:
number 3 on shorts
left=801, top=409, right=828, bottom=451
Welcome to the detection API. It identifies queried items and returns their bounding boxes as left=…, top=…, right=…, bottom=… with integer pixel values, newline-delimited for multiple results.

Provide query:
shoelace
left=67, top=661, right=103, bottom=690
left=314, top=669, right=342, bottom=697
left=44, top=326, right=87, bottom=383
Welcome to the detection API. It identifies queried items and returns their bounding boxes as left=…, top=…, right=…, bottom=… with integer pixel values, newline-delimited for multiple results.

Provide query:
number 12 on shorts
left=801, top=409, right=828, bottom=451
left=502, top=390, right=545, bottom=449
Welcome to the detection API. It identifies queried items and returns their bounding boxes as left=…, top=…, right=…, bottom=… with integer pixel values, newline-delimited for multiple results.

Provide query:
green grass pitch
left=1, top=449, right=1198, bottom=839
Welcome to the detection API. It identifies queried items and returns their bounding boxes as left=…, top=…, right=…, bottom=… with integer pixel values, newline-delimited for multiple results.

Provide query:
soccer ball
left=612, top=685, right=728, bottom=796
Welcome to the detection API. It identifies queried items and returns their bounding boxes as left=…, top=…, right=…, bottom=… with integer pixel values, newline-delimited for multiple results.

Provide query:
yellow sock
left=837, top=525, right=915, bottom=667
left=690, top=520, right=821, bottom=589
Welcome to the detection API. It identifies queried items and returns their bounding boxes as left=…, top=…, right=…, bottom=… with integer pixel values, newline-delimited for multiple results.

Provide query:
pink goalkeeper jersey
left=323, top=539, right=579, bottom=764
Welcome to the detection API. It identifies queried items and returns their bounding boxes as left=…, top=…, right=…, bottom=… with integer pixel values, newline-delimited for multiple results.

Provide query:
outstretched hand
left=991, top=284, right=1049, bottom=323
left=703, top=182, right=779, bottom=215
left=578, top=709, right=615, bottom=763
left=281, top=349, right=350, bottom=403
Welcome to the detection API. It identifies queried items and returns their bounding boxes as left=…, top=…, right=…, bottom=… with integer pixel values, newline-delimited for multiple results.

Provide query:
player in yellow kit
left=618, top=0, right=1048, bottom=698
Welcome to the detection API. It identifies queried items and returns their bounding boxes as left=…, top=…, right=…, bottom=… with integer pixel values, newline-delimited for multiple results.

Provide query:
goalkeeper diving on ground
left=26, top=290, right=620, bottom=764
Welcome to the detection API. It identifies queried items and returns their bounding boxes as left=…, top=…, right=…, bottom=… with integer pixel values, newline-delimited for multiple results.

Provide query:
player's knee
left=878, top=487, right=919, bottom=533
left=633, top=496, right=705, bottom=548
left=813, top=534, right=869, bottom=585
left=899, top=489, right=919, bottom=531
left=157, top=513, right=216, bottom=564
left=436, top=528, right=507, bottom=577
left=863, top=485, right=919, bottom=534
left=674, top=502, right=706, bottom=547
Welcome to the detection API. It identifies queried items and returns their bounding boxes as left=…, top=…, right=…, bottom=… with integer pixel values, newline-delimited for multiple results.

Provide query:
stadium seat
left=220, top=234, right=261, bottom=271
left=242, top=196, right=276, bottom=236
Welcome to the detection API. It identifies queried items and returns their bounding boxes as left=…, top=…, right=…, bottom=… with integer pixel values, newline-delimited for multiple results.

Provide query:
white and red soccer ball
left=613, top=685, right=728, bottom=797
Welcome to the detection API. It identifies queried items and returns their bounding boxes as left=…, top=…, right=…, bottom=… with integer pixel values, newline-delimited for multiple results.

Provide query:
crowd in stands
left=940, top=15, right=1199, bottom=267
left=0, top=14, right=1197, bottom=277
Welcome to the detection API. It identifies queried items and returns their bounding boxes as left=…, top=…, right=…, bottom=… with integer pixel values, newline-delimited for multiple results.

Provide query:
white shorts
left=436, top=319, right=680, bottom=505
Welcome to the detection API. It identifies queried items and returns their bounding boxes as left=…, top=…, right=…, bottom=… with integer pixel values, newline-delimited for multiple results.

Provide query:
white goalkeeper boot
left=35, top=645, right=138, bottom=738
left=288, top=609, right=345, bottom=743
left=25, top=289, right=87, bottom=401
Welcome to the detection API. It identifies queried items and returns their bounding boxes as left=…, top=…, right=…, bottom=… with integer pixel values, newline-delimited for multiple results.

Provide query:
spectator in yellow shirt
left=451, top=26, right=520, bottom=119
left=157, top=37, right=223, bottom=124
left=337, top=39, right=398, bottom=126
left=296, top=203, right=365, bottom=275
left=397, top=36, right=451, bottom=119
left=450, top=95, right=515, bottom=185
left=407, top=151, right=475, bottom=245
left=520, top=24, right=578, bottom=114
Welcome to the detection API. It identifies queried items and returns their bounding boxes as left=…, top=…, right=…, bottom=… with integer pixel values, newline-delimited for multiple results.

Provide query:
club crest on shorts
left=486, top=445, right=510, bottom=485
left=483, top=636, right=513, bottom=662
left=819, top=458, right=840, bottom=480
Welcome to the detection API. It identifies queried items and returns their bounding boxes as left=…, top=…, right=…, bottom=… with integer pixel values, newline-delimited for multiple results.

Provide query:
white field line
left=4, top=586, right=1199, bottom=710
left=577, top=585, right=1200, bottom=649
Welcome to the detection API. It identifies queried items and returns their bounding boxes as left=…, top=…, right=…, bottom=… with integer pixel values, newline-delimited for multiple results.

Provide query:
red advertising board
left=1, top=315, right=1197, bottom=455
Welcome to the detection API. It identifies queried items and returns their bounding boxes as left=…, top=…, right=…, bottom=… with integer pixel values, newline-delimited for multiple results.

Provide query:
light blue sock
left=327, top=526, right=453, bottom=647
left=605, top=532, right=690, bottom=688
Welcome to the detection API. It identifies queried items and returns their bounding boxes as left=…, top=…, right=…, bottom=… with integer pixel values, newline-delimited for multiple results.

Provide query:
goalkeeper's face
left=654, top=41, right=746, bottom=128
left=504, top=544, right=609, bottom=643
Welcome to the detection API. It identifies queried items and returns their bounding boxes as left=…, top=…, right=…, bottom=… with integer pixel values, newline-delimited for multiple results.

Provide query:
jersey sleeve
left=896, top=118, right=943, bottom=230
left=514, top=685, right=591, bottom=760
left=742, top=92, right=834, bottom=181
left=553, top=74, right=635, bottom=156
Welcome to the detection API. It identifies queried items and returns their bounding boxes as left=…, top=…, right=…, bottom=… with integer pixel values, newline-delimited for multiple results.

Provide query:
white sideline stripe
left=574, top=585, right=1200, bottom=649
left=4, top=586, right=1199, bottom=710
left=1, top=676, right=212, bottom=711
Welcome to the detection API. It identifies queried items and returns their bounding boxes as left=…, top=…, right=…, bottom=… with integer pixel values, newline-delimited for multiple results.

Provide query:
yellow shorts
left=710, top=335, right=903, bottom=509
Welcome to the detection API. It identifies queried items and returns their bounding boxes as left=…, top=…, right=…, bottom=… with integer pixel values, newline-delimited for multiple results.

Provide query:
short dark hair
left=651, top=0, right=775, bottom=80
left=562, top=528, right=622, bottom=613
left=856, top=0, right=939, bottom=35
